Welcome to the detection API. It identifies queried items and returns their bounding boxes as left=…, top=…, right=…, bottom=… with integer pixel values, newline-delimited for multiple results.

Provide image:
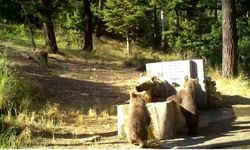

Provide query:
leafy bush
left=0, top=53, right=44, bottom=114
left=0, top=52, right=48, bottom=148
left=239, top=37, right=250, bottom=72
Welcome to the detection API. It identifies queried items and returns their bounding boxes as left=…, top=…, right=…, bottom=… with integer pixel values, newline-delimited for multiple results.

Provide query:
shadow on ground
left=32, top=130, right=117, bottom=139
left=150, top=95, right=250, bottom=149
left=150, top=116, right=250, bottom=148
left=223, top=95, right=250, bottom=105
left=17, top=64, right=129, bottom=114
left=1, top=45, right=132, bottom=115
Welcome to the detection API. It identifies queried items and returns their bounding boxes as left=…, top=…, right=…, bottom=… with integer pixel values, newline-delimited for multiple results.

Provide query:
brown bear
left=135, top=76, right=177, bottom=103
left=167, top=76, right=199, bottom=135
left=125, top=92, right=151, bottom=148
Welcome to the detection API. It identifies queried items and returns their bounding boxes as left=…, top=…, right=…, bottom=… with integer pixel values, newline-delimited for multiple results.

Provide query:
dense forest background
left=0, top=0, right=249, bottom=73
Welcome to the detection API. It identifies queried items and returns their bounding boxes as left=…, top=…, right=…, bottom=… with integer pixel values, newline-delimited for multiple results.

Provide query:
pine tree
left=102, top=0, right=150, bottom=55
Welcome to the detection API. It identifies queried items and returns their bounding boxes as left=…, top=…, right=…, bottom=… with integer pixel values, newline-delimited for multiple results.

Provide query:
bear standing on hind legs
left=125, top=92, right=151, bottom=148
left=167, top=76, right=199, bottom=135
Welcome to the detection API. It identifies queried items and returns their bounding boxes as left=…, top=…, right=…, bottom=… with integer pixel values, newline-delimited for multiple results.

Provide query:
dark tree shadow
left=32, top=130, right=117, bottom=139
left=16, top=63, right=129, bottom=114
left=223, top=95, right=250, bottom=105
left=150, top=117, right=250, bottom=148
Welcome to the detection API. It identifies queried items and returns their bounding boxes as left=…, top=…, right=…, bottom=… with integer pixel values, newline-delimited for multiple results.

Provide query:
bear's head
left=184, top=76, right=200, bottom=94
left=135, top=76, right=157, bottom=92
left=129, top=91, right=145, bottom=106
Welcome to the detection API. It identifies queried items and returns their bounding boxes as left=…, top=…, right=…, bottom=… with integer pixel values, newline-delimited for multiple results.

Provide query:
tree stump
left=34, top=50, right=48, bottom=67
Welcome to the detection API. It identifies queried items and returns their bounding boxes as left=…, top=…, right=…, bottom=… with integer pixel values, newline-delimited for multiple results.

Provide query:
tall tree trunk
left=214, top=0, right=218, bottom=21
left=96, top=0, right=104, bottom=41
left=160, top=9, right=167, bottom=50
left=83, top=0, right=93, bottom=51
left=21, top=2, right=36, bottom=51
left=153, top=5, right=160, bottom=49
left=43, top=22, right=59, bottom=53
left=174, top=7, right=180, bottom=33
left=126, top=34, right=131, bottom=55
left=41, top=0, right=59, bottom=53
left=222, top=0, right=238, bottom=78
left=29, top=25, right=36, bottom=51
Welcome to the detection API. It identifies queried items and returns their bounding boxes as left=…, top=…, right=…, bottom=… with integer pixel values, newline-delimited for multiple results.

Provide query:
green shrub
left=0, top=53, right=44, bottom=114
left=0, top=53, right=46, bottom=148
left=0, top=127, right=20, bottom=148
left=239, top=37, right=250, bottom=72
left=0, top=123, right=32, bottom=148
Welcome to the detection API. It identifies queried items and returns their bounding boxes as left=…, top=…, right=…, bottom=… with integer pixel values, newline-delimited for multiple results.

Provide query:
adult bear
left=135, top=76, right=176, bottom=103
left=167, top=76, right=199, bottom=135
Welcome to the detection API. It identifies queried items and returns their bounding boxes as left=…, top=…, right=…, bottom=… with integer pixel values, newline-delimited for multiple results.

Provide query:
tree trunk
left=43, top=22, right=59, bottom=53
left=160, top=9, right=167, bottom=50
left=83, top=0, right=93, bottom=51
left=41, top=0, right=59, bottom=53
left=214, top=0, right=218, bottom=21
left=174, top=7, right=180, bottom=33
left=126, top=34, right=131, bottom=55
left=153, top=5, right=160, bottom=49
left=96, top=0, right=104, bottom=41
left=21, top=2, right=36, bottom=51
left=29, top=25, right=36, bottom=51
left=221, top=0, right=238, bottom=78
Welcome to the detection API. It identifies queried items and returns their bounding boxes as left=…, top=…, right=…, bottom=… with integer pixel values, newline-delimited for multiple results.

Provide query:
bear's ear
left=151, top=76, right=158, bottom=81
left=184, top=75, right=189, bottom=81
left=140, top=72, right=146, bottom=77
left=130, top=91, right=137, bottom=98
left=195, top=78, right=199, bottom=83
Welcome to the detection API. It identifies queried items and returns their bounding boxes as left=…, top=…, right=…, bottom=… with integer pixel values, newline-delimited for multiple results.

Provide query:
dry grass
left=208, top=69, right=249, bottom=95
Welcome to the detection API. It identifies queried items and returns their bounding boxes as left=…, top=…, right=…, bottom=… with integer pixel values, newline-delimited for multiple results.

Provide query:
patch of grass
left=0, top=126, right=23, bottom=148
left=210, top=71, right=250, bottom=97
left=123, top=47, right=181, bottom=68
left=0, top=52, right=59, bottom=148
left=123, top=51, right=160, bottom=68
left=0, top=53, right=44, bottom=114
left=208, top=68, right=250, bottom=105
left=0, top=104, right=63, bottom=148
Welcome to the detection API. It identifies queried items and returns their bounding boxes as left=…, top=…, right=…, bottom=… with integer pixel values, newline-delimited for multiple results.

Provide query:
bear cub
left=125, top=92, right=151, bottom=148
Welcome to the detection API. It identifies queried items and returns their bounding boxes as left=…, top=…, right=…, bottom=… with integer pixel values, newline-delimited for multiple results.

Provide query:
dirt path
left=9, top=48, right=139, bottom=111
left=3, top=45, right=250, bottom=149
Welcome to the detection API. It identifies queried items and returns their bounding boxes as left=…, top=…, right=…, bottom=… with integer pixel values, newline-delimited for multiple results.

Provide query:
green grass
left=0, top=51, right=55, bottom=148
left=0, top=52, right=44, bottom=113
left=207, top=68, right=250, bottom=97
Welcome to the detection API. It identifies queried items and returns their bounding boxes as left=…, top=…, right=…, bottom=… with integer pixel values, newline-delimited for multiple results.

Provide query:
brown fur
left=167, top=76, right=199, bottom=135
left=136, top=76, right=177, bottom=103
left=125, top=92, right=151, bottom=148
